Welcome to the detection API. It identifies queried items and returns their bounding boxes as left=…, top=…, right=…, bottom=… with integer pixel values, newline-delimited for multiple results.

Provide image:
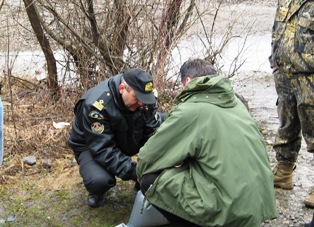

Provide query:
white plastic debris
left=115, top=224, right=128, bottom=227
left=53, top=121, right=70, bottom=129
left=23, top=156, right=36, bottom=166
left=7, top=215, right=16, bottom=222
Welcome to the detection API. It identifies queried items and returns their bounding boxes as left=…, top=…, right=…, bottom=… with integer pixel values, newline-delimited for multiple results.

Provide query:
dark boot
left=273, top=161, right=295, bottom=190
left=87, top=193, right=105, bottom=208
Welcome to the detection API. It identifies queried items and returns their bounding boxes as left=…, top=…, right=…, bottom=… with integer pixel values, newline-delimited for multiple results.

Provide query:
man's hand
left=140, top=103, right=157, bottom=122
left=131, top=162, right=138, bottom=182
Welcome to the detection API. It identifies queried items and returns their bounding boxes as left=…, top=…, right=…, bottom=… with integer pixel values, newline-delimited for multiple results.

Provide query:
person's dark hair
left=121, top=78, right=132, bottom=92
left=180, top=59, right=217, bottom=82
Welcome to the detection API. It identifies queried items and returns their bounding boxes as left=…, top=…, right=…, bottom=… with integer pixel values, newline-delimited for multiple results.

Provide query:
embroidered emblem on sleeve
left=92, top=100, right=104, bottom=111
left=88, top=110, right=104, bottom=120
left=91, top=122, right=104, bottom=134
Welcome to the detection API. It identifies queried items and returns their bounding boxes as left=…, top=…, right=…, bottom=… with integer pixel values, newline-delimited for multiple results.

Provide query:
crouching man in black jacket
left=68, top=68, right=161, bottom=208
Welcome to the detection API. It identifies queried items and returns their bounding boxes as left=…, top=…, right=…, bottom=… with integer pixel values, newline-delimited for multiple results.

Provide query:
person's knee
left=140, top=173, right=159, bottom=194
left=85, top=174, right=116, bottom=195
left=77, top=150, right=116, bottom=194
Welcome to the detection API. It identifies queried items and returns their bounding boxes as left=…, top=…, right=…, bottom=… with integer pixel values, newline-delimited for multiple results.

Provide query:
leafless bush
left=0, top=0, right=259, bottom=167
left=0, top=0, right=257, bottom=118
left=2, top=0, right=255, bottom=95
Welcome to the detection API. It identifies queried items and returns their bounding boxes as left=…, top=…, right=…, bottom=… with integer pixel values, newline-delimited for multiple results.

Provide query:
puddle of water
left=170, top=34, right=272, bottom=77
left=220, top=34, right=272, bottom=73
left=0, top=50, right=73, bottom=82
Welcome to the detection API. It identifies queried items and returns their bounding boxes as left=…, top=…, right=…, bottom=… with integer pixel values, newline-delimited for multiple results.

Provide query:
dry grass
left=1, top=79, right=76, bottom=175
left=2, top=81, right=71, bottom=161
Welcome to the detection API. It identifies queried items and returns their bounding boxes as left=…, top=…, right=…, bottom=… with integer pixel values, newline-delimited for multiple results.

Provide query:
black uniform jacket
left=68, top=74, right=160, bottom=181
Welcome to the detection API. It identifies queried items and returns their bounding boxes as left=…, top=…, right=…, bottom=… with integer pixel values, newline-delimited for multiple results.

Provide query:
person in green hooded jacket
left=136, top=59, right=277, bottom=226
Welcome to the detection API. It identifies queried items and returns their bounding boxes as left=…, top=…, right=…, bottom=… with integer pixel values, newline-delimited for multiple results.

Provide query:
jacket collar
left=174, top=75, right=237, bottom=108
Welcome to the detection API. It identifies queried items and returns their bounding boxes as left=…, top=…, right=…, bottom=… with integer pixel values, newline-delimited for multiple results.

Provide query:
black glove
left=140, top=103, right=157, bottom=122
left=131, top=166, right=141, bottom=191
left=131, top=162, right=138, bottom=182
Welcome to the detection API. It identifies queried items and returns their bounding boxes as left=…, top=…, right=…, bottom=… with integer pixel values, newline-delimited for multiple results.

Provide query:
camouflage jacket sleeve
left=270, top=0, right=314, bottom=74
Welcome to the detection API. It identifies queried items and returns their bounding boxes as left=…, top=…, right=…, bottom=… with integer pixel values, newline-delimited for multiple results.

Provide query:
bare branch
left=84, top=0, right=100, bottom=45
left=0, top=0, right=4, bottom=12
left=177, top=0, right=195, bottom=35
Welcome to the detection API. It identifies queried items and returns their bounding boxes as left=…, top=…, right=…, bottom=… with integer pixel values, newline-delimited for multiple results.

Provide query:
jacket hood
left=174, top=75, right=237, bottom=108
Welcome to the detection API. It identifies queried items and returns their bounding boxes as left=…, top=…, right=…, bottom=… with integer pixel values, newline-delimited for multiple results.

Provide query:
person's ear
left=185, top=76, right=192, bottom=85
left=119, top=83, right=125, bottom=94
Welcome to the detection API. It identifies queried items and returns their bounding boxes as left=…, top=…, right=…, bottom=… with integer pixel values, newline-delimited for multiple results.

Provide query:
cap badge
left=145, top=82, right=153, bottom=92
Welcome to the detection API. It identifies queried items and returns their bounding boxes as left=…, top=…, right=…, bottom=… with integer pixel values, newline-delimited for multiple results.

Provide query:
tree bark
left=23, top=0, right=60, bottom=101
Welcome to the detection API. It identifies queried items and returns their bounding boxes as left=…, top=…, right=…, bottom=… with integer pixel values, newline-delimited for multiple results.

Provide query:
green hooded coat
left=137, top=75, right=277, bottom=226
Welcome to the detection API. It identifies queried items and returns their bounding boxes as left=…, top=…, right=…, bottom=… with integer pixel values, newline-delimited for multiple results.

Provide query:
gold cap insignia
left=145, top=82, right=153, bottom=92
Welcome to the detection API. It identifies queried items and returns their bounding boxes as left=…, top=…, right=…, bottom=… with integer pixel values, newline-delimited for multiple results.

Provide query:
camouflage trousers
left=273, top=70, right=314, bottom=163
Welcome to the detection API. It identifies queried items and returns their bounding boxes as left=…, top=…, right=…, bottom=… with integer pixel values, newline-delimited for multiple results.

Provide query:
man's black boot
left=87, top=193, right=105, bottom=208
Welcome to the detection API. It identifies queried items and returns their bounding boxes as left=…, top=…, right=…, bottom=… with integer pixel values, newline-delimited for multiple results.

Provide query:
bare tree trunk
left=153, top=0, right=183, bottom=91
left=159, top=0, right=182, bottom=57
left=111, top=0, right=130, bottom=59
left=23, top=0, right=60, bottom=101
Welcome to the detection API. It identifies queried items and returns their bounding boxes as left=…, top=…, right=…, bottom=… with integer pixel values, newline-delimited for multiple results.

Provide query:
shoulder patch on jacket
left=91, top=122, right=105, bottom=134
left=88, top=110, right=104, bottom=120
left=92, top=100, right=104, bottom=111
